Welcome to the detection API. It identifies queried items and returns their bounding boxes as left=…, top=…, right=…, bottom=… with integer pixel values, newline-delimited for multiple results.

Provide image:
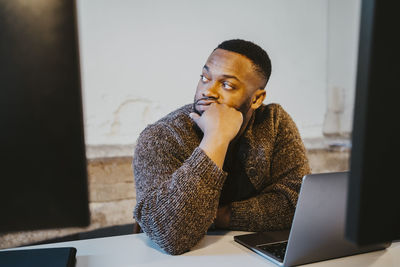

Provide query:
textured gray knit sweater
left=133, top=103, right=310, bottom=255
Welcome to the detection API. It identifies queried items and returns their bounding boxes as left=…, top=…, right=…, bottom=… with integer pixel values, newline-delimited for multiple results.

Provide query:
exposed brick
left=307, top=149, right=350, bottom=173
left=89, top=182, right=135, bottom=202
left=1, top=148, right=350, bottom=249
left=87, top=157, right=133, bottom=184
left=90, top=199, right=136, bottom=226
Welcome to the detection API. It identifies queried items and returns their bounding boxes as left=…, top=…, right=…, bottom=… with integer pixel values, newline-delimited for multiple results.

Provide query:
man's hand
left=190, top=103, right=243, bottom=143
left=190, top=103, right=243, bottom=168
left=214, top=205, right=231, bottom=229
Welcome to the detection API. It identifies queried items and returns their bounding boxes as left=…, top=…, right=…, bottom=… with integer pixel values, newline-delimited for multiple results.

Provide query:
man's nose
left=202, top=82, right=219, bottom=98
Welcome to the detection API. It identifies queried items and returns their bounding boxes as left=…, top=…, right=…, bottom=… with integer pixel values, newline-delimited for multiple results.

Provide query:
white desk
left=3, top=231, right=399, bottom=266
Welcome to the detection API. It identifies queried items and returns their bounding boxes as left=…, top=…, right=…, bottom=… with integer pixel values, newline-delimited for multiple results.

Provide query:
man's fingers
left=189, top=112, right=200, bottom=122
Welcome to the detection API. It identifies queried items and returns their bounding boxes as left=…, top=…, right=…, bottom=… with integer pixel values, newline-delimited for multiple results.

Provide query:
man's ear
left=251, top=89, right=266, bottom=109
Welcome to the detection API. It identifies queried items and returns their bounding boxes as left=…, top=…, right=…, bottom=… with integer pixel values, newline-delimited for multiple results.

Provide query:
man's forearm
left=229, top=191, right=295, bottom=231
left=215, top=204, right=231, bottom=228
left=134, top=147, right=227, bottom=255
left=199, top=135, right=230, bottom=169
left=190, top=103, right=243, bottom=169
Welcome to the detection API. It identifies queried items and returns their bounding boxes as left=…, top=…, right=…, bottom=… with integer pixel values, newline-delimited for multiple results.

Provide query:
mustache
left=194, top=96, right=218, bottom=105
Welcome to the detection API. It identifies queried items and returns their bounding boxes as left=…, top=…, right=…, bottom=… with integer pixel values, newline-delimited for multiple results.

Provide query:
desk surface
left=2, top=231, right=399, bottom=267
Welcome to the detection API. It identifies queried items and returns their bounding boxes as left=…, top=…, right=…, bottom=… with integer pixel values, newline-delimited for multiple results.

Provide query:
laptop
left=234, top=172, right=391, bottom=266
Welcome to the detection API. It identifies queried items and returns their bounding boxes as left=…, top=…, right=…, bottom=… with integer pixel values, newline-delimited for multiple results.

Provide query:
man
left=133, top=39, right=310, bottom=255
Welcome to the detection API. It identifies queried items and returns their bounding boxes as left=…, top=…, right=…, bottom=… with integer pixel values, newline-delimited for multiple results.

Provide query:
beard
left=192, top=95, right=252, bottom=119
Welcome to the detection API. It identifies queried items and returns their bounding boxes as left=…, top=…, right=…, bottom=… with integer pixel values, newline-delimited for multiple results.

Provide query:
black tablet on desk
left=0, top=247, right=77, bottom=267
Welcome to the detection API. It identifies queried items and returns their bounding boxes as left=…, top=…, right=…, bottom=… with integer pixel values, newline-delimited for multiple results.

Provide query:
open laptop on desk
left=234, top=172, right=391, bottom=267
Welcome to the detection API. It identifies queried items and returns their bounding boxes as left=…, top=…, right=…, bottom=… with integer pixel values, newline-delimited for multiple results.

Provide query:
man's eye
left=200, top=75, right=209, bottom=83
left=222, top=82, right=234, bottom=90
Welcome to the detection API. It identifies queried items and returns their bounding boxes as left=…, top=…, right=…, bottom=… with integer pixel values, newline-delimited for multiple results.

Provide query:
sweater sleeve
left=229, top=106, right=311, bottom=231
left=133, top=123, right=227, bottom=255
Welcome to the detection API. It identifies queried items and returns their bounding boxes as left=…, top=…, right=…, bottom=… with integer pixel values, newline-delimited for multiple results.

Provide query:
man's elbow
left=161, top=242, right=190, bottom=255
left=134, top=222, right=192, bottom=255
left=134, top=206, right=204, bottom=255
left=144, top=225, right=199, bottom=255
left=147, top=231, right=194, bottom=255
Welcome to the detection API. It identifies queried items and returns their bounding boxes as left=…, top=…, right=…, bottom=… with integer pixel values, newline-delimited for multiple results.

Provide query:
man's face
left=194, top=49, right=264, bottom=117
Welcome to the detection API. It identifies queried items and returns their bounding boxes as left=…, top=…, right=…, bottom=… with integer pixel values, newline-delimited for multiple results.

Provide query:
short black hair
left=216, top=39, right=271, bottom=88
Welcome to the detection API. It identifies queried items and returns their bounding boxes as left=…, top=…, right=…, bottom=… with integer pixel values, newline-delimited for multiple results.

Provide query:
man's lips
left=195, top=99, right=217, bottom=106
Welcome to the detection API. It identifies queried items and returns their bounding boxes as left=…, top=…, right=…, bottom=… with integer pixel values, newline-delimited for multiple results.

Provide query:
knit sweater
left=133, top=103, right=311, bottom=255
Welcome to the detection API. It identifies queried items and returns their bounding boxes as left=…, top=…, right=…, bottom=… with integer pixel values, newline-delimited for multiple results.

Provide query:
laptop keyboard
left=257, top=241, right=288, bottom=262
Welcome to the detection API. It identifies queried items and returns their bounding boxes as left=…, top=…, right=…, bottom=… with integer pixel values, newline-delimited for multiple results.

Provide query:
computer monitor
left=346, top=0, right=400, bottom=245
left=0, top=0, right=90, bottom=232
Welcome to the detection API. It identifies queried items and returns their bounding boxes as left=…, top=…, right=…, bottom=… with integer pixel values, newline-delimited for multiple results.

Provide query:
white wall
left=76, top=0, right=360, bottom=148
left=324, top=0, right=360, bottom=137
